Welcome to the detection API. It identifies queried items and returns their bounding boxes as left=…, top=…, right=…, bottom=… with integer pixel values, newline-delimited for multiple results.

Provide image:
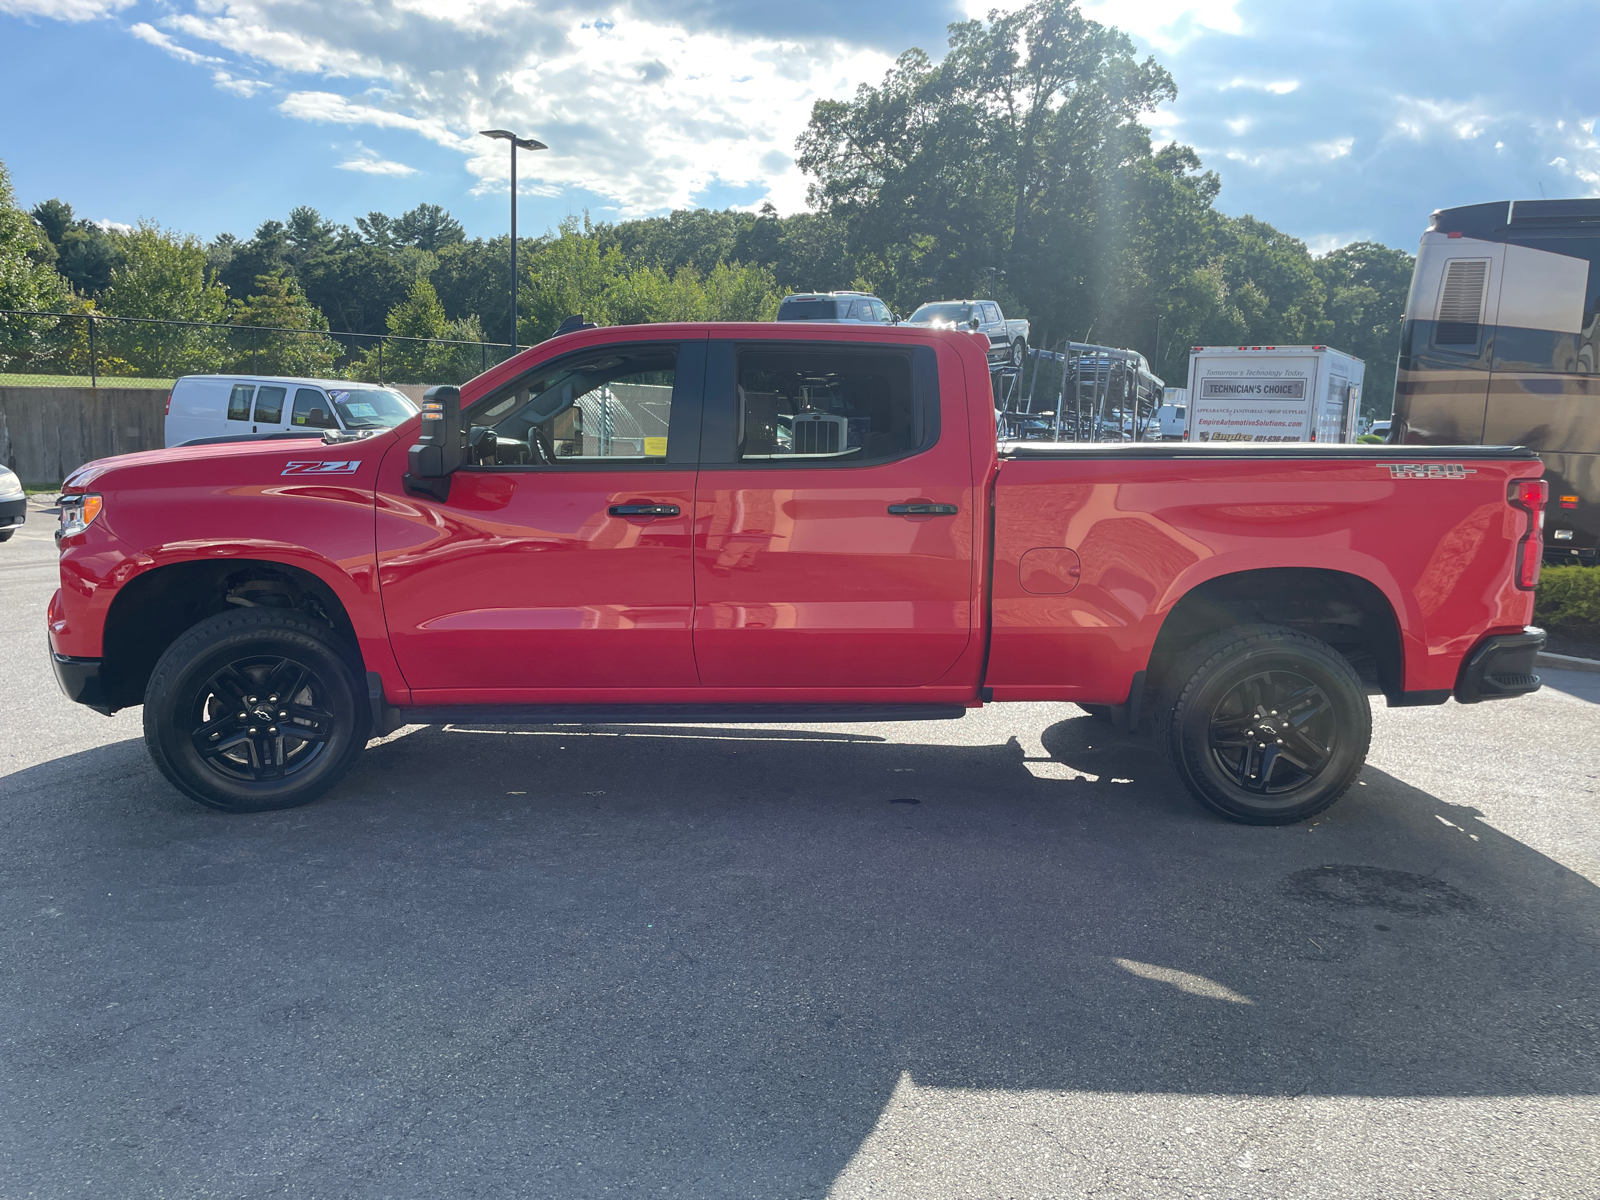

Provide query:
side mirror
left=406, top=384, right=464, bottom=500
left=969, top=317, right=982, bottom=331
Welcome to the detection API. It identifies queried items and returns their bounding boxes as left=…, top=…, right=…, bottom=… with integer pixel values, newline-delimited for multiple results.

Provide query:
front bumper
left=1453, top=626, right=1545, bottom=704
left=50, top=644, right=115, bottom=714
left=0, top=496, right=25, bottom=529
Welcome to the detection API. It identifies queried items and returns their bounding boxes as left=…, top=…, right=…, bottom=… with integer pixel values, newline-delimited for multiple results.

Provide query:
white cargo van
left=1184, top=347, right=1364, bottom=444
left=1153, top=387, right=1188, bottom=439
left=165, top=375, right=419, bottom=448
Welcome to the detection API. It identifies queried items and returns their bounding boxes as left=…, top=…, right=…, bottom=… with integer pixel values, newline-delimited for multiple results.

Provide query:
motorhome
left=1391, top=198, right=1600, bottom=564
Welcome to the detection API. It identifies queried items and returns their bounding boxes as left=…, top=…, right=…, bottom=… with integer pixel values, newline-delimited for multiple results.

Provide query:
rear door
left=691, top=337, right=975, bottom=688
left=376, top=336, right=706, bottom=697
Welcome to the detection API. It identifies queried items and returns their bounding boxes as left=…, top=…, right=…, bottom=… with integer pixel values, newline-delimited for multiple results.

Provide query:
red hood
left=61, top=427, right=404, bottom=492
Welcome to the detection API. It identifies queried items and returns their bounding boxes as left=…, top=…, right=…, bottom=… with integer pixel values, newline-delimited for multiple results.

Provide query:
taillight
left=1508, top=478, right=1548, bottom=589
left=164, top=391, right=172, bottom=416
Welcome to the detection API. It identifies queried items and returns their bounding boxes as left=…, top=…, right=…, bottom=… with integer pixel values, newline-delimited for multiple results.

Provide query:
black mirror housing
left=406, top=384, right=465, bottom=499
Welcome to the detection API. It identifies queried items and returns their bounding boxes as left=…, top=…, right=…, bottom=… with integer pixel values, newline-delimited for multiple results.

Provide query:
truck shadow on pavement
left=3, top=710, right=1597, bottom=1198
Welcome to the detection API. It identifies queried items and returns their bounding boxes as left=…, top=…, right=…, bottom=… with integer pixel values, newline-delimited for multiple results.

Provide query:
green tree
left=96, top=220, right=229, bottom=376
left=1314, top=241, right=1415, bottom=418
left=394, top=204, right=466, bottom=252
left=28, top=197, right=121, bottom=298
left=354, top=277, right=483, bottom=383
left=0, top=162, right=73, bottom=369
left=230, top=270, right=340, bottom=376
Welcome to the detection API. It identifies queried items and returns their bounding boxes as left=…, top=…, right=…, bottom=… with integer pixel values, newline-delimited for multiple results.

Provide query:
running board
left=370, top=696, right=967, bottom=736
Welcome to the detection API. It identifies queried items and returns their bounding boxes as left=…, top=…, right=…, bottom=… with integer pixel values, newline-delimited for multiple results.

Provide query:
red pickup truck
left=48, top=322, right=1547, bottom=825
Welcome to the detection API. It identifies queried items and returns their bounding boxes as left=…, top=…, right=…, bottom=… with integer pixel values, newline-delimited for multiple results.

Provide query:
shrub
left=1535, top=566, right=1600, bottom=632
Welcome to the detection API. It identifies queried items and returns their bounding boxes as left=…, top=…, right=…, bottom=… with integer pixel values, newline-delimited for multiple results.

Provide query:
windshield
left=324, top=388, right=418, bottom=429
left=909, top=303, right=973, bottom=324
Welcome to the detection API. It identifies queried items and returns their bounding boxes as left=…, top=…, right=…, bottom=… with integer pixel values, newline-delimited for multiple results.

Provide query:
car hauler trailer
left=1185, top=346, right=1364, bottom=444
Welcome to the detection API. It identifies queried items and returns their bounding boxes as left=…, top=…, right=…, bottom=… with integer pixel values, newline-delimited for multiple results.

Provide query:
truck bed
left=987, top=441, right=1543, bottom=706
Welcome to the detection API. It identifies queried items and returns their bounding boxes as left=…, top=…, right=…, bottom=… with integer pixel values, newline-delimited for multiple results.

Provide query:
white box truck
left=1184, top=346, right=1364, bottom=443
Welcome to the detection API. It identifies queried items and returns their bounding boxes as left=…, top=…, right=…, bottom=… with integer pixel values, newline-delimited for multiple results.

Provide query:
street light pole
left=480, top=129, right=548, bottom=356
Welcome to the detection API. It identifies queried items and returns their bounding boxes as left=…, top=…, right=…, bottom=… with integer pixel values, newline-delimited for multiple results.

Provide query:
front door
left=692, top=338, right=976, bottom=689
left=376, top=337, right=705, bottom=698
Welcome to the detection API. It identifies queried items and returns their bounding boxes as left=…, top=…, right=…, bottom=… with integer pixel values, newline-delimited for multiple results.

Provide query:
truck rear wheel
left=143, top=609, right=369, bottom=813
left=1159, top=625, right=1370, bottom=825
left=1009, top=339, right=1027, bottom=368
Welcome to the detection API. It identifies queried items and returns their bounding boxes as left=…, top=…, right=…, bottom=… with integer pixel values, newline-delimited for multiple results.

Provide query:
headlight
left=0, top=467, right=22, bottom=503
left=57, top=493, right=103, bottom=540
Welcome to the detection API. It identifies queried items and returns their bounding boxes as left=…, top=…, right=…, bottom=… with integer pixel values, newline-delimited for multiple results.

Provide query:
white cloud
left=118, top=1, right=892, bottom=218
left=336, top=146, right=418, bottom=176
left=130, top=22, right=222, bottom=66
left=1224, top=77, right=1298, bottom=95
left=965, top=0, right=1244, bottom=53
left=0, top=0, right=130, bottom=19
left=1305, top=232, right=1366, bottom=255
left=212, top=71, right=270, bottom=98
left=92, top=218, right=133, bottom=233
left=1313, top=137, right=1354, bottom=160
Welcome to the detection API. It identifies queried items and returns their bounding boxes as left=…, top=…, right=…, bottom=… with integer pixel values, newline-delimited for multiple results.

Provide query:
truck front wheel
left=1159, top=625, right=1370, bottom=825
left=143, top=609, right=370, bottom=813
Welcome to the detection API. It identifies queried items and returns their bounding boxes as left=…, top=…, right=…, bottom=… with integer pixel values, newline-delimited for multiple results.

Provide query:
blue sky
left=1, top=0, right=1596, bottom=255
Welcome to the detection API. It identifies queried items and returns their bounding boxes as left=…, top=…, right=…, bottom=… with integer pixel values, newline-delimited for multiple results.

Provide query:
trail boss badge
left=1382, top=464, right=1475, bottom=479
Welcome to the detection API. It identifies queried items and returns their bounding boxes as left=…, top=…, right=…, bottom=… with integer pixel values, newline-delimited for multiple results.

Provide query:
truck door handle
left=887, top=503, right=959, bottom=516
left=609, top=503, right=681, bottom=517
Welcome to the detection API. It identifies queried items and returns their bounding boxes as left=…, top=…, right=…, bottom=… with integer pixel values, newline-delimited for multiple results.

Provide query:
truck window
left=291, top=389, right=337, bottom=429
left=735, top=347, right=920, bottom=464
left=252, top=385, right=286, bottom=424
left=226, top=384, right=254, bottom=422
left=473, top=345, right=678, bottom=464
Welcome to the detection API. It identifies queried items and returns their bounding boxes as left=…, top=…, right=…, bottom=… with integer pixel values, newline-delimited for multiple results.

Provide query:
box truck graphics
left=1185, top=347, right=1364, bottom=444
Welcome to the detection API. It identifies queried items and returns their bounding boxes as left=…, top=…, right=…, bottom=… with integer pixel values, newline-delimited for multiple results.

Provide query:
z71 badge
left=1382, top=463, right=1475, bottom=479
left=281, top=460, right=361, bottom=476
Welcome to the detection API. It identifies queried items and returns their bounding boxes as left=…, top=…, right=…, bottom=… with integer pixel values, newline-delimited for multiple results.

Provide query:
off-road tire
left=143, top=609, right=369, bottom=813
left=1158, top=624, right=1370, bottom=825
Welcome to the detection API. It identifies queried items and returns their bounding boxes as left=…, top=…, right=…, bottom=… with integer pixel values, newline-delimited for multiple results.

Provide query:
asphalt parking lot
left=3, top=499, right=1598, bottom=1199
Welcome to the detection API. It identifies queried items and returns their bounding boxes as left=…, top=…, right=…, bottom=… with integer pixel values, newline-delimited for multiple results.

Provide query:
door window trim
left=697, top=340, right=941, bottom=470
left=457, top=339, right=706, bottom=473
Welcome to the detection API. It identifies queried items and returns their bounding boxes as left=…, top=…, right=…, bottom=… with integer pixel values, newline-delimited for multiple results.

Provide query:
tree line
left=0, top=0, right=1414, bottom=411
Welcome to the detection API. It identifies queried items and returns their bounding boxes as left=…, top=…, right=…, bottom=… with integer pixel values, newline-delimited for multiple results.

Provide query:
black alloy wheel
left=1205, top=669, right=1335, bottom=796
left=1161, top=625, right=1370, bottom=825
left=187, top=655, right=334, bottom=785
left=144, top=609, right=369, bottom=812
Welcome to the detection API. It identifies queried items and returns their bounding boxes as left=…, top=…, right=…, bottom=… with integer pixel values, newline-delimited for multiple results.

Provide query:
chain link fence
left=0, top=309, right=517, bottom=389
